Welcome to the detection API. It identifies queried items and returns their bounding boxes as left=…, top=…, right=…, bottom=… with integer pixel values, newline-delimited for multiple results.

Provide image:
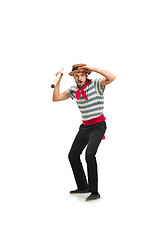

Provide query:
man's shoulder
left=92, top=78, right=102, bottom=82
left=90, top=78, right=105, bottom=95
left=90, top=78, right=102, bottom=83
left=89, top=78, right=102, bottom=87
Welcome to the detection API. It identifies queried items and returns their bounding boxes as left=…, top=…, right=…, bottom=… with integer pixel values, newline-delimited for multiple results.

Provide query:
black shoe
left=85, top=192, right=101, bottom=201
left=70, top=188, right=90, bottom=194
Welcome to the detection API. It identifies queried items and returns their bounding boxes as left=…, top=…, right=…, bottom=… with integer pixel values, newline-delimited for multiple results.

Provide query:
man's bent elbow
left=52, top=97, right=58, bottom=102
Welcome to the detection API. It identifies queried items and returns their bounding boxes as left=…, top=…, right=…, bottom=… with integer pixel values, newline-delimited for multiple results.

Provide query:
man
left=53, top=64, right=116, bottom=201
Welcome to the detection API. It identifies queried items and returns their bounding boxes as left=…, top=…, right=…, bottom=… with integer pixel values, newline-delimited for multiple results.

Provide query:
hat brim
left=69, top=69, right=91, bottom=76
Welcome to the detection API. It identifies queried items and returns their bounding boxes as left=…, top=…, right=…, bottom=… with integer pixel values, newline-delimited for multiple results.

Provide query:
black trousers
left=68, top=121, right=107, bottom=192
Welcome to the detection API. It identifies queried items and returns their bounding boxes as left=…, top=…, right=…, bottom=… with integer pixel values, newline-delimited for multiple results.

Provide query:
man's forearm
left=92, top=68, right=116, bottom=81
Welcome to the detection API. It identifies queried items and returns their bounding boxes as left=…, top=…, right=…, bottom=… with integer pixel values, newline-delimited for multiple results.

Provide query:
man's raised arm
left=52, top=71, right=71, bottom=102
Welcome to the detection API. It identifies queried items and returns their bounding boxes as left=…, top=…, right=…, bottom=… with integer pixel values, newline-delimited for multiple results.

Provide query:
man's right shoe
left=85, top=192, right=101, bottom=201
left=70, top=189, right=90, bottom=194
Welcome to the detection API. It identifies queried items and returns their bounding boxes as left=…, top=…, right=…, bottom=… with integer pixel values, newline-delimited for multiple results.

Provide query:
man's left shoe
left=85, top=192, right=101, bottom=201
left=70, top=188, right=90, bottom=194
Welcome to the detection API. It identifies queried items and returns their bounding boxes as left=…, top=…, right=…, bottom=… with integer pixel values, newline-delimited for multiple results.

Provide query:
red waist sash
left=82, top=114, right=106, bottom=140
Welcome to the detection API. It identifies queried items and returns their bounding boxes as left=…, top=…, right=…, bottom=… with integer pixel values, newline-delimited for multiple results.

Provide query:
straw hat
left=69, top=63, right=91, bottom=76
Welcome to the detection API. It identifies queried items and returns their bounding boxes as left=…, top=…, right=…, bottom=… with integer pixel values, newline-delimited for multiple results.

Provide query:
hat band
left=72, top=66, right=84, bottom=71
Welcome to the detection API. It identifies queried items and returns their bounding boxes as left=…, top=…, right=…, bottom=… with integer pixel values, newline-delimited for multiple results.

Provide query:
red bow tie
left=76, top=79, right=91, bottom=100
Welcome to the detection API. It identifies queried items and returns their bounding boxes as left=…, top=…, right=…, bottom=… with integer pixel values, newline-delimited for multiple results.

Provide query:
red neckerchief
left=76, top=79, right=91, bottom=100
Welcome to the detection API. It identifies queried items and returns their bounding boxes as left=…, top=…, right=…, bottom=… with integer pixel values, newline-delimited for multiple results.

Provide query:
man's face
left=73, top=72, right=88, bottom=88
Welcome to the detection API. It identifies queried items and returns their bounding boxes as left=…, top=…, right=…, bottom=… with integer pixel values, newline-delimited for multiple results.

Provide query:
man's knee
left=68, top=150, right=80, bottom=163
left=85, top=151, right=96, bottom=163
left=68, top=150, right=73, bottom=162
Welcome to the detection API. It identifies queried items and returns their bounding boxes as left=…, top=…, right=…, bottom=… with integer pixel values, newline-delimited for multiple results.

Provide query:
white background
left=0, top=0, right=160, bottom=239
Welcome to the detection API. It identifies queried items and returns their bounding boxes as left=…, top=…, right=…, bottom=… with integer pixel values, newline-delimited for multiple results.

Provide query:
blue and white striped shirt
left=67, top=78, right=105, bottom=121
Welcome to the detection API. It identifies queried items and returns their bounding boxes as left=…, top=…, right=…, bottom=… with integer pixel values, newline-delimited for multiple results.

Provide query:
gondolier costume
left=67, top=65, right=107, bottom=200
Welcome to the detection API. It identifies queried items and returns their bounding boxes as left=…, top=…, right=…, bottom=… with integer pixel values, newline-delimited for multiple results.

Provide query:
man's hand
left=78, top=66, right=94, bottom=74
left=56, top=71, right=63, bottom=77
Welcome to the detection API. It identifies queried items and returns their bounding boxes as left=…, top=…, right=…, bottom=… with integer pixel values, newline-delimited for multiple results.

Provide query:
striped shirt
left=67, top=78, right=105, bottom=121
